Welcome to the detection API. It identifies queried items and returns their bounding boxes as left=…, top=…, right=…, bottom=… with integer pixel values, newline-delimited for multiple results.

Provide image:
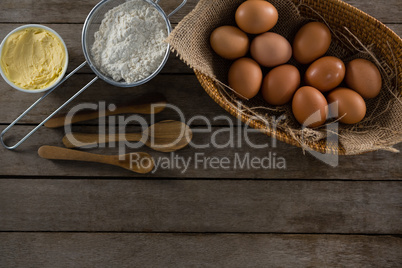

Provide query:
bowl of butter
left=0, top=24, right=68, bottom=93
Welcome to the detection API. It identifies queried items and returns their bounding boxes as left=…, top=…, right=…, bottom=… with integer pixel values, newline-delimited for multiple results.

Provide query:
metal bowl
left=82, top=0, right=173, bottom=87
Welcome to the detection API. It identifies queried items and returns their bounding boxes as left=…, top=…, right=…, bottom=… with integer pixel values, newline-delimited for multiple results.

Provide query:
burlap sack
left=167, top=0, right=402, bottom=155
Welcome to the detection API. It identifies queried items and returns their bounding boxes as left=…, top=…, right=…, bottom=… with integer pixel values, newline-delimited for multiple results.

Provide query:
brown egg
left=327, top=87, right=366, bottom=124
left=235, top=1, right=278, bottom=34
left=262, top=65, right=300, bottom=105
left=293, top=22, right=332, bottom=64
left=292, top=86, right=328, bottom=127
left=345, top=58, right=382, bottom=98
left=250, top=32, right=292, bottom=67
left=305, top=56, right=346, bottom=92
left=210, top=26, right=249, bottom=60
left=228, top=58, right=263, bottom=99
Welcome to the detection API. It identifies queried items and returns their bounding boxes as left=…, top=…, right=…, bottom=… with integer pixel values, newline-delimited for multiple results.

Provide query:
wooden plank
left=0, top=179, right=401, bottom=232
left=344, top=0, right=402, bottom=23
left=0, top=125, right=401, bottom=179
left=0, top=23, right=192, bottom=74
left=386, top=24, right=402, bottom=37
left=0, top=0, right=196, bottom=24
left=0, top=233, right=401, bottom=267
left=0, top=74, right=222, bottom=124
left=0, top=0, right=400, bottom=24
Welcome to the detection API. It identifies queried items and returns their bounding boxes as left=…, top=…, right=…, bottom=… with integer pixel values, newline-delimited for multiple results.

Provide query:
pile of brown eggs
left=210, top=0, right=382, bottom=127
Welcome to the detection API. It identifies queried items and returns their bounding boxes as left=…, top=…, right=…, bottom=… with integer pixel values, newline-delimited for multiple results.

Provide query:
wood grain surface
left=0, top=0, right=401, bottom=267
left=0, top=233, right=401, bottom=267
left=0, top=179, right=401, bottom=233
left=0, top=126, right=401, bottom=179
left=1, top=0, right=400, bottom=24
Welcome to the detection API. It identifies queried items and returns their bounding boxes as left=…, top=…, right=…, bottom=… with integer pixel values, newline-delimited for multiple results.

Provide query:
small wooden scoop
left=44, top=93, right=167, bottom=128
left=62, top=120, right=193, bottom=152
left=38, top=146, right=154, bottom=174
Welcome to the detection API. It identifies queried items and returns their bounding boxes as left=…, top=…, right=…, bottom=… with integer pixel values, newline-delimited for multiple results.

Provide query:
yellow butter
left=0, top=27, right=66, bottom=90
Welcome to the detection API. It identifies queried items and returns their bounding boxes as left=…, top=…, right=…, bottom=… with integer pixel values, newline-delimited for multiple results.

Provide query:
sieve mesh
left=82, top=0, right=172, bottom=87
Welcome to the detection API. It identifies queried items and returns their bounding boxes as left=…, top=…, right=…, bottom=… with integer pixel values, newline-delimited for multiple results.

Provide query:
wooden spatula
left=62, top=120, right=193, bottom=152
left=38, top=146, right=154, bottom=174
left=44, top=93, right=167, bottom=128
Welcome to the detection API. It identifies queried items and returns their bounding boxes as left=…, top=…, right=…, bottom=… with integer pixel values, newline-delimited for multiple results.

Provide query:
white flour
left=91, top=0, right=168, bottom=83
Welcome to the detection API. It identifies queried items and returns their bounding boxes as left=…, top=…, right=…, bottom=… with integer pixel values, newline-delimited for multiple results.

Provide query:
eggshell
left=292, top=86, right=328, bottom=127
left=210, top=26, right=249, bottom=60
left=293, top=22, right=332, bottom=64
left=327, top=87, right=366, bottom=124
left=345, top=58, right=382, bottom=98
left=250, top=32, right=292, bottom=67
left=228, top=58, right=263, bottom=99
left=262, top=64, right=300, bottom=105
left=235, top=1, right=278, bottom=34
left=305, top=56, right=345, bottom=92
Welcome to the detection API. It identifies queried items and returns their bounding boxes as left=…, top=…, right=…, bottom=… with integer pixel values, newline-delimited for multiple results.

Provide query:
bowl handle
left=154, top=0, right=187, bottom=18
left=0, top=62, right=98, bottom=150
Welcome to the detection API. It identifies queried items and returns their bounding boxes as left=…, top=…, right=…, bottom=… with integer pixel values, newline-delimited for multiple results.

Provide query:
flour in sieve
left=91, top=0, right=168, bottom=84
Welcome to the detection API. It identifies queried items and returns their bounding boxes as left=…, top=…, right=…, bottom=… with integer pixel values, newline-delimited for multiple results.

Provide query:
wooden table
left=0, top=0, right=401, bottom=267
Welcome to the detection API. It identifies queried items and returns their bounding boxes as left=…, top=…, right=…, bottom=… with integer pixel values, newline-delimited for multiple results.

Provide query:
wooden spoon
left=62, top=120, right=193, bottom=152
left=44, top=93, right=167, bottom=128
left=38, top=145, right=154, bottom=174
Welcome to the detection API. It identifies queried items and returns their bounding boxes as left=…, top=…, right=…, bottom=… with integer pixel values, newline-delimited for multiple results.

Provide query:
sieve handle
left=0, top=61, right=98, bottom=150
left=155, top=0, right=187, bottom=18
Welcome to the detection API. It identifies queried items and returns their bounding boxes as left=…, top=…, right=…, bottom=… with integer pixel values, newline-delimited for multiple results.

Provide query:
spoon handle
left=38, top=145, right=154, bottom=174
left=63, top=133, right=143, bottom=148
left=38, top=145, right=114, bottom=165
left=44, top=94, right=166, bottom=128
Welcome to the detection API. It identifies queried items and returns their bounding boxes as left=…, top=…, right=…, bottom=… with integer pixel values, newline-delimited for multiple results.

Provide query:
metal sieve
left=1, top=0, right=187, bottom=149
left=83, top=0, right=183, bottom=87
